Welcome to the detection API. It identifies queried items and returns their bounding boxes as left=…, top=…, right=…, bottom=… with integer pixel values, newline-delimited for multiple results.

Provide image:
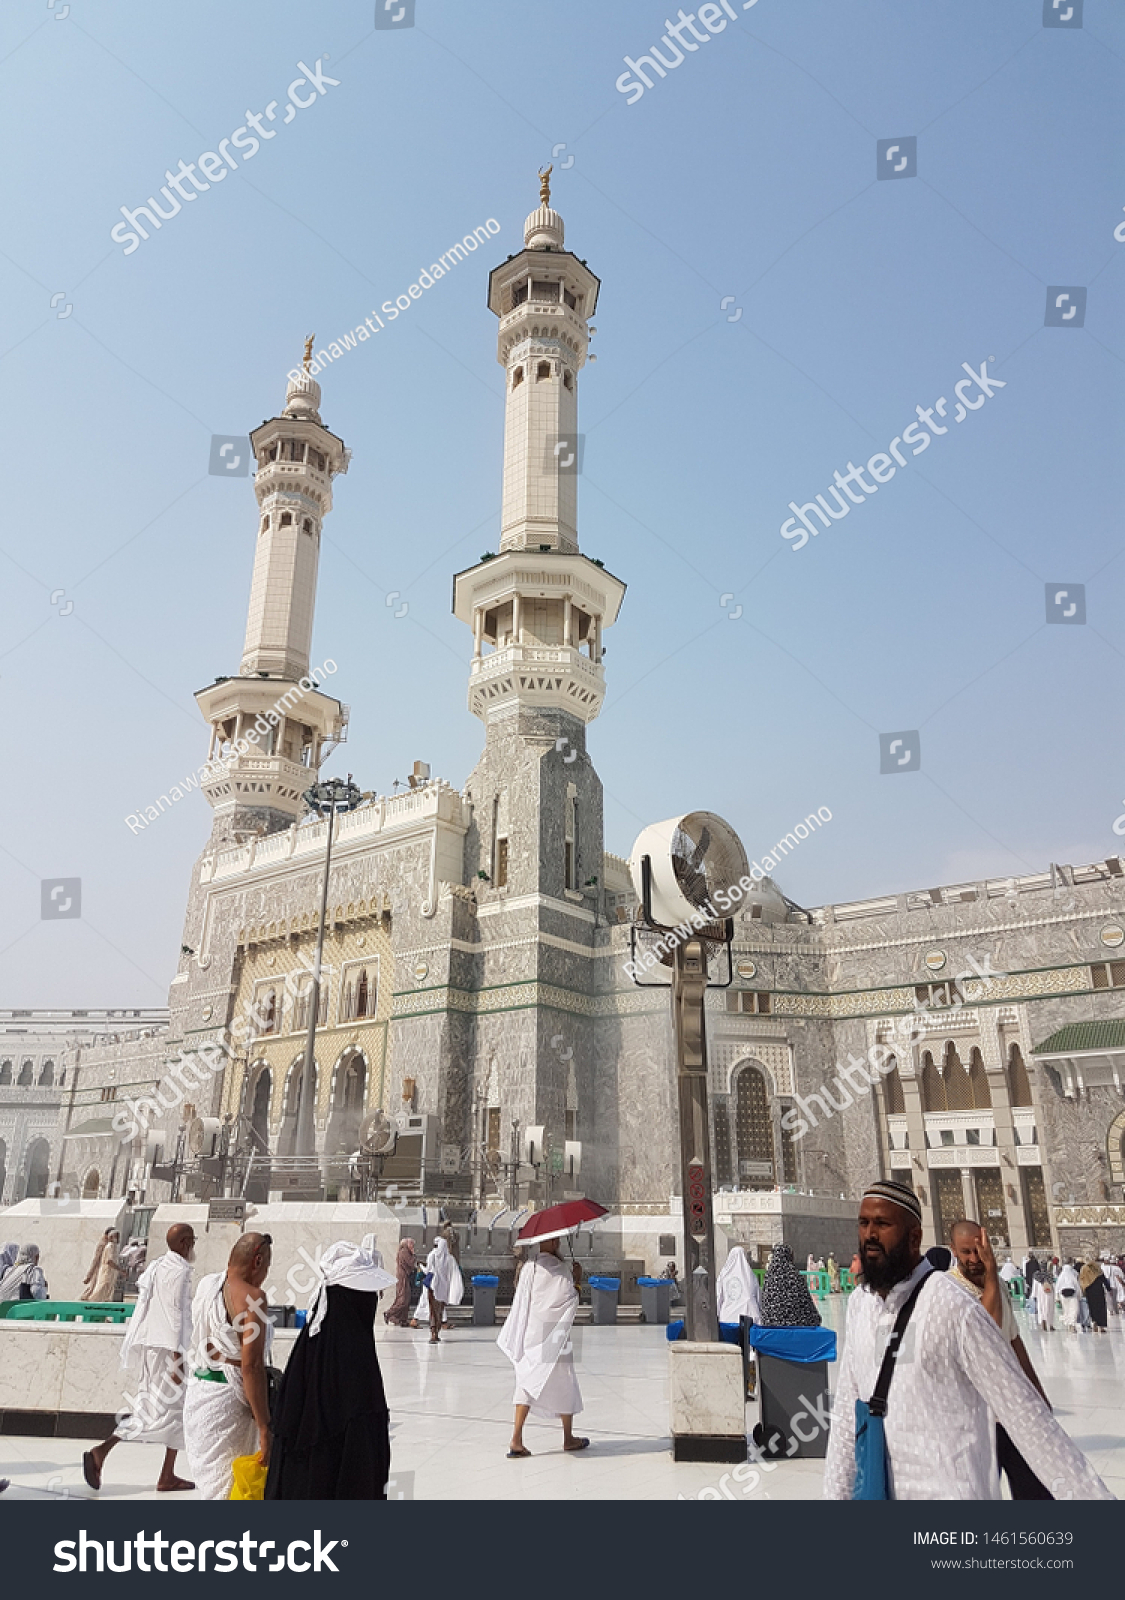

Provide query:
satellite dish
left=629, top=812, right=749, bottom=929
left=360, top=1110, right=395, bottom=1154
left=187, top=1116, right=221, bottom=1157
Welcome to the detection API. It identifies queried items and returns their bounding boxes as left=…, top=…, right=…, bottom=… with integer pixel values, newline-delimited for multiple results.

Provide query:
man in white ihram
left=499, top=1235, right=590, bottom=1458
left=824, top=1180, right=1113, bottom=1501
left=83, top=1223, right=196, bottom=1493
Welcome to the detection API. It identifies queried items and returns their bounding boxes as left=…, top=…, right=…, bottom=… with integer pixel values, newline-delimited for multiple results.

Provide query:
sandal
left=564, top=1436, right=590, bottom=1452
left=82, top=1451, right=102, bottom=1491
left=507, top=1446, right=531, bottom=1458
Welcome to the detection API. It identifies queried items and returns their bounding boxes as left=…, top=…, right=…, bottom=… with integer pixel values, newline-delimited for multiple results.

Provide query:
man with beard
left=948, top=1219, right=1052, bottom=1500
left=823, top=1181, right=1112, bottom=1500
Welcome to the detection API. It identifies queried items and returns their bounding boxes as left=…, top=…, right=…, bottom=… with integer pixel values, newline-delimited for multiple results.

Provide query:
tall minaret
left=454, top=175, right=624, bottom=906
left=453, top=170, right=625, bottom=732
left=194, top=352, right=349, bottom=838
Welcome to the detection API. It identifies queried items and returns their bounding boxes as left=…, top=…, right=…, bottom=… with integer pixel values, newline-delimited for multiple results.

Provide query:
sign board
left=440, top=1143, right=461, bottom=1174
left=549, top=1145, right=565, bottom=1175
left=739, top=1160, right=773, bottom=1178
left=208, top=1198, right=247, bottom=1225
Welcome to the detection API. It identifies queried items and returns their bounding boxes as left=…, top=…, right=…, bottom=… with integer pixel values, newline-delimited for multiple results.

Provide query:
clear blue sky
left=1, top=0, right=1122, bottom=1005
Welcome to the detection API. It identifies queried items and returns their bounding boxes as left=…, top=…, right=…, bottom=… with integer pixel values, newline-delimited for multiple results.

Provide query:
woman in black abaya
left=266, top=1239, right=395, bottom=1500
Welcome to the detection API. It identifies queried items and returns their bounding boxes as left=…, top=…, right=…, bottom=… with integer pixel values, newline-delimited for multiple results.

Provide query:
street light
left=628, top=812, right=748, bottom=1343
left=294, top=776, right=365, bottom=1181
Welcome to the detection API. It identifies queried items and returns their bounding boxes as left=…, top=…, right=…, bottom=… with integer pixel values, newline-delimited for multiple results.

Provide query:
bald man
left=948, top=1219, right=1052, bottom=1500
left=84, top=1222, right=196, bottom=1493
left=182, top=1232, right=274, bottom=1500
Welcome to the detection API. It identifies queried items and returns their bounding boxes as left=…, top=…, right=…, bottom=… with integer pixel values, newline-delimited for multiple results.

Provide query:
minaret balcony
left=199, top=751, right=320, bottom=818
left=467, top=641, right=605, bottom=723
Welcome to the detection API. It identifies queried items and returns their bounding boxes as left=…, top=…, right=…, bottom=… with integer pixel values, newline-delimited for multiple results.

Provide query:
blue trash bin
left=746, top=1325, right=837, bottom=1460
left=588, top=1275, right=620, bottom=1325
left=638, top=1276, right=673, bottom=1325
left=471, top=1273, right=499, bottom=1327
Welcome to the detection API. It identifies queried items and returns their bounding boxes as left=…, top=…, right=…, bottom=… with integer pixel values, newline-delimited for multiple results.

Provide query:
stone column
left=961, top=1167, right=977, bottom=1221
left=984, top=1013, right=1031, bottom=1252
left=901, top=1045, right=940, bottom=1241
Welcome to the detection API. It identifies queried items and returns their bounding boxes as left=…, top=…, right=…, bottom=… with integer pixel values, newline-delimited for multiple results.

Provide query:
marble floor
left=2, top=1296, right=1122, bottom=1501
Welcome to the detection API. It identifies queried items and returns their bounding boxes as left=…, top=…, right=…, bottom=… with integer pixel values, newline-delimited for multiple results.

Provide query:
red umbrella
left=516, top=1198, right=608, bottom=1245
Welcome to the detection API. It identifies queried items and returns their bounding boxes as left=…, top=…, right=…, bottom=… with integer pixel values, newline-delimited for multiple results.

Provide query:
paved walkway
left=3, top=1296, right=1121, bottom=1500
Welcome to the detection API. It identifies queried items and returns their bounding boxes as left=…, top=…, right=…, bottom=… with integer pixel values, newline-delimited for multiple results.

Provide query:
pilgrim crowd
left=0, top=1179, right=1119, bottom=1502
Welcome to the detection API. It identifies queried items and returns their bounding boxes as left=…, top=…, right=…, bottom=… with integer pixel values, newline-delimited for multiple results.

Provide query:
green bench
left=0, top=1299, right=134, bottom=1323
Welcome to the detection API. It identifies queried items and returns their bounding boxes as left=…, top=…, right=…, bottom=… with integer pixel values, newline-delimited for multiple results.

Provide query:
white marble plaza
left=2, top=1295, right=1123, bottom=1502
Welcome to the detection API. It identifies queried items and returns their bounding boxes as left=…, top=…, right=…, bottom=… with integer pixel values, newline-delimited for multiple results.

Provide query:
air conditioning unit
left=523, top=1125, right=546, bottom=1166
left=564, top=1140, right=582, bottom=1181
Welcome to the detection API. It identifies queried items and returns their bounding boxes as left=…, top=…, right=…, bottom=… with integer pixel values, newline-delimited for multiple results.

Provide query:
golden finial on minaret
left=538, top=164, right=552, bottom=207
left=303, top=333, right=314, bottom=371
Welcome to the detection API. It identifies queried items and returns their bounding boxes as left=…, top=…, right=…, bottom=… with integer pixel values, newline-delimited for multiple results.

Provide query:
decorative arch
left=80, top=1163, right=101, bottom=1200
left=22, top=1138, right=50, bottom=1199
left=278, top=1054, right=317, bottom=1158
left=1007, top=1043, right=1033, bottom=1107
left=38, top=1059, right=55, bottom=1087
left=325, top=1048, right=367, bottom=1161
left=0, top=1060, right=11, bottom=1085
left=882, top=1055, right=906, bottom=1115
left=1108, top=1109, right=1125, bottom=1188
left=731, top=1060, right=776, bottom=1189
left=242, top=1060, right=273, bottom=1202
left=967, top=1048, right=992, bottom=1109
left=942, top=1043, right=974, bottom=1111
left=17, top=1060, right=33, bottom=1086
left=921, top=1050, right=945, bottom=1112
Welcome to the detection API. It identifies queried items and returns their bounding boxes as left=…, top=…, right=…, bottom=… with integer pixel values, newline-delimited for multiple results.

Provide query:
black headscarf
left=759, top=1244, right=822, bottom=1328
left=265, top=1285, right=390, bottom=1500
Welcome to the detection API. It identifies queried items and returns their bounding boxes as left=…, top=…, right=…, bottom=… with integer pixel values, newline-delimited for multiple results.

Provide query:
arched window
left=563, top=369, right=574, bottom=390
left=22, top=1139, right=50, bottom=1199
left=81, top=1166, right=101, bottom=1200
left=942, top=1044, right=974, bottom=1111
left=536, top=360, right=551, bottom=380
left=280, top=511, right=293, bottom=527
left=302, top=517, right=313, bottom=535
left=260, top=516, right=269, bottom=533
left=733, top=1063, right=775, bottom=1189
left=0, top=1061, right=11, bottom=1085
left=260, top=990, right=278, bottom=1034
left=920, top=1051, right=945, bottom=1112
left=38, top=1060, right=55, bottom=1087
left=512, top=366, right=524, bottom=388
left=968, top=1048, right=992, bottom=1109
left=17, top=1060, right=33, bottom=1086
left=883, top=1056, right=906, bottom=1114
left=1008, top=1044, right=1033, bottom=1107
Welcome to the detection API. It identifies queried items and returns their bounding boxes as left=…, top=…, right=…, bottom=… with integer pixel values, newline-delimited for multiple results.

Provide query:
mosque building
left=35, top=179, right=1125, bottom=1266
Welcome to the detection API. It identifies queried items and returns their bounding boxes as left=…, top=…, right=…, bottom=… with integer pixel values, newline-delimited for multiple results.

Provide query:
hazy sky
left=2, top=0, right=1122, bottom=1006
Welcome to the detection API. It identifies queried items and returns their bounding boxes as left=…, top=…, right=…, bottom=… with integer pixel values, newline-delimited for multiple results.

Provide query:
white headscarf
left=307, top=1240, right=395, bottom=1337
left=717, top=1245, right=762, bottom=1325
left=0, top=1244, right=43, bottom=1301
left=360, top=1233, right=385, bottom=1270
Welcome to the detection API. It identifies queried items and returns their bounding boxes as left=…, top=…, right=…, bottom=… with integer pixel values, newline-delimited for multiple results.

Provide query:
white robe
left=1056, top=1265, right=1081, bottom=1327
left=183, top=1272, right=272, bottom=1500
left=423, top=1238, right=463, bottom=1306
left=716, top=1246, right=762, bottom=1326
left=1032, top=1277, right=1054, bottom=1330
left=498, top=1250, right=582, bottom=1419
left=116, top=1250, right=193, bottom=1449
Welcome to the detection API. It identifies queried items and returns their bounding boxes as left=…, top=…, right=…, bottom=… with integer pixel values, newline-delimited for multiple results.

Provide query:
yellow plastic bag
left=229, top=1453, right=267, bottom=1501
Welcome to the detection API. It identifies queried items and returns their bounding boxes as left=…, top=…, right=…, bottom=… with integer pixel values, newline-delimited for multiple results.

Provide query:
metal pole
left=672, top=938, right=719, bottom=1343
left=297, top=805, right=335, bottom=1165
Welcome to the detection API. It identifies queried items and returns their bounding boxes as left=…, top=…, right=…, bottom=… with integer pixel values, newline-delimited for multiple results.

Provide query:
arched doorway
left=81, top=1165, right=101, bottom=1200
left=23, top=1138, right=50, bottom=1199
left=325, top=1050, right=367, bottom=1196
left=243, top=1064, right=273, bottom=1203
left=278, top=1057, right=317, bottom=1158
left=733, top=1062, right=776, bottom=1188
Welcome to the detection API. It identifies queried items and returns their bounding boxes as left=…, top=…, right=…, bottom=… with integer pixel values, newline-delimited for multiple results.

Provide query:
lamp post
left=295, top=776, right=364, bottom=1185
left=628, top=812, right=748, bottom=1343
